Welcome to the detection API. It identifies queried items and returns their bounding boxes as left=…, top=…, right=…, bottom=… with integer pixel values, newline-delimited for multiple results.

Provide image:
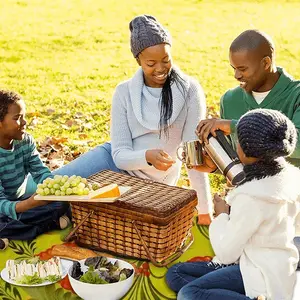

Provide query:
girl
left=166, top=109, right=300, bottom=300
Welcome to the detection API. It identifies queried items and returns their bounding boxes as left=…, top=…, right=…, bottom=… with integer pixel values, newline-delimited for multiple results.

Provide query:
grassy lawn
left=1, top=0, right=300, bottom=188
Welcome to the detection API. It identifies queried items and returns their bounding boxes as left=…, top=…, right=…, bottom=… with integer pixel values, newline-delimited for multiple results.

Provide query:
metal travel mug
left=177, top=140, right=203, bottom=169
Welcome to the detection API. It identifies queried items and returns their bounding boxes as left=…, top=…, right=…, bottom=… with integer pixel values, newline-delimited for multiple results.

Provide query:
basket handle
left=132, top=221, right=194, bottom=267
left=64, top=210, right=94, bottom=242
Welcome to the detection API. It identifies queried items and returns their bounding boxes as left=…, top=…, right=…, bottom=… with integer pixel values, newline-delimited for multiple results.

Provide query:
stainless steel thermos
left=204, top=130, right=245, bottom=185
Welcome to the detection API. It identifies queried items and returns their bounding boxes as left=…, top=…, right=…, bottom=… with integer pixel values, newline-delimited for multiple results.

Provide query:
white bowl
left=68, top=257, right=134, bottom=300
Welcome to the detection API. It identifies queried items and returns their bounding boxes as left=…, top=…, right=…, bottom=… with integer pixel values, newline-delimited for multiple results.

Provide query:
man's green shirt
left=221, top=67, right=300, bottom=167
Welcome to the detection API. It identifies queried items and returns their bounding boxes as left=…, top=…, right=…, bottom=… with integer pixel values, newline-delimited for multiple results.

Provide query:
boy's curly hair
left=0, top=90, right=22, bottom=121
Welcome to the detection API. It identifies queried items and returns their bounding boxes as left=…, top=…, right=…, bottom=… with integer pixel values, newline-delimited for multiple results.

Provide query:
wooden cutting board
left=34, top=186, right=131, bottom=203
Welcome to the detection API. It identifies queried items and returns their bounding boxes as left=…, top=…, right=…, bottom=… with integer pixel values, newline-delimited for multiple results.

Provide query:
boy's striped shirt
left=0, top=133, right=52, bottom=219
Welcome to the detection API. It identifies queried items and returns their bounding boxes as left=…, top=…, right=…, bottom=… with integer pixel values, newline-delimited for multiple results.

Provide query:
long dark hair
left=159, top=68, right=187, bottom=138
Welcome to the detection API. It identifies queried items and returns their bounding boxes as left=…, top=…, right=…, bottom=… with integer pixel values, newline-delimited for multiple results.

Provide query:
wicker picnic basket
left=66, top=170, right=198, bottom=266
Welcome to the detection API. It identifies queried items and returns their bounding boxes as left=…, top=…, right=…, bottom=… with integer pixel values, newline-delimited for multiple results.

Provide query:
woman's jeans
left=54, top=142, right=121, bottom=177
left=166, top=261, right=253, bottom=300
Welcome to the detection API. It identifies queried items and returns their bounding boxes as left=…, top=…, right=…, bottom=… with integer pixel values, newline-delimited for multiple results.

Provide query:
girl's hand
left=146, top=149, right=176, bottom=171
left=213, top=193, right=230, bottom=217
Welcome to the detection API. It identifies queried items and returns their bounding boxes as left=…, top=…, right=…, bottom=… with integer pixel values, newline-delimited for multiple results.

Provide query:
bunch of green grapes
left=36, top=175, right=98, bottom=196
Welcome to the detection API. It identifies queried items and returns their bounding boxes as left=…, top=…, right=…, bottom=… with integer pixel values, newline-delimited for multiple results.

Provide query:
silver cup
left=177, top=140, right=203, bottom=169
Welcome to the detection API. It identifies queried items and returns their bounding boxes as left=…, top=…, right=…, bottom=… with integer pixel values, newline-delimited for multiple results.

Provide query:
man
left=197, top=29, right=300, bottom=169
left=196, top=29, right=300, bottom=269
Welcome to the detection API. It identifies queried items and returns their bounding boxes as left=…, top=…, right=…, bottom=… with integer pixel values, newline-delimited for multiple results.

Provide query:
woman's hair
left=0, top=90, right=22, bottom=121
left=159, top=68, right=187, bottom=138
left=129, top=15, right=186, bottom=138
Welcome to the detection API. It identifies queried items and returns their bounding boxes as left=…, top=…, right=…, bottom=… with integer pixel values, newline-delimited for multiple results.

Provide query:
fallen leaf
left=72, top=140, right=88, bottom=146
left=51, top=137, right=69, bottom=144
left=46, top=108, right=55, bottom=115
left=27, top=112, right=41, bottom=117
left=84, top=122, right=92, bottom=129
left=50, top=144, right=63, bottom=151
left=48, top=151, right=64, bottom=160
left=74, top=112, right=84, bottom=118
left=49, top=158, right=65, bottom=170
left=79, top=133, right=88, bottom=139
left=65, top=120, right=75, bottom=127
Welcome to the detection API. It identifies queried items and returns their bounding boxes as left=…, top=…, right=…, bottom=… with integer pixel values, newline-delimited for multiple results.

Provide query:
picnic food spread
left=70, top=256, right=133, bottom=284
left=36, top=175, right=121, bottom=199
left=36, top=175, right=100, bottom=196
left=51, top=245, right=98, bottom=261
left=88, top=183, right=120, bottom=198
left=6, top=257, right=63, bottom=284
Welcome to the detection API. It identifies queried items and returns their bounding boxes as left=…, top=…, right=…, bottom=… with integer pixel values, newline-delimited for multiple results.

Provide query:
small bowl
left=68, top=257, right=134, bottom=300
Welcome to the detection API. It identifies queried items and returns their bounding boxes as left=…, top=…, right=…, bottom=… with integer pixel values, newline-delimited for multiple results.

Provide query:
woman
left=53, top=15, right=212, bottom=224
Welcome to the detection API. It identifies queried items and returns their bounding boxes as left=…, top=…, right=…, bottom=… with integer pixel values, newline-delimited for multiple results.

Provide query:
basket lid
left=88, top=170, right=197, bottom=219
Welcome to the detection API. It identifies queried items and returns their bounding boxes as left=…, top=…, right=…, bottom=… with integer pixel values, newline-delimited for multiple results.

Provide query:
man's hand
left=196, top=118, right=232, bottom=144
left=15, top=194, right=50, bottom=213
left=213, top=193, right=230, bottom=217
left=146, top=149, right=176, bottom=171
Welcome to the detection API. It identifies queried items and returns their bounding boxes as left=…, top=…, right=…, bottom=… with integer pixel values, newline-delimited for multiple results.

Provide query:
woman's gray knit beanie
left=129, top=15, right=171, bottom=58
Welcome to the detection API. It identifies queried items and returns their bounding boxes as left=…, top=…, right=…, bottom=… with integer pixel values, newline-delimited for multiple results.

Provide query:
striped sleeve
left=26, top=135, right=52, bottom=184
left=0, top=179, right=19, bottom=220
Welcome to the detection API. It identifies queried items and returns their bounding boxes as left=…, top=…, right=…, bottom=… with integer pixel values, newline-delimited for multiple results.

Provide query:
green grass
left=1, top=0, right=300, bottom=190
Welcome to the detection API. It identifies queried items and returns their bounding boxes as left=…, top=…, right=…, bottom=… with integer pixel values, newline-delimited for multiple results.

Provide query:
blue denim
left=53, top=142, right=122, bottom=177
left=0, top=201, right=70, bottom=240
left=166, top=261, right=252, bottom=300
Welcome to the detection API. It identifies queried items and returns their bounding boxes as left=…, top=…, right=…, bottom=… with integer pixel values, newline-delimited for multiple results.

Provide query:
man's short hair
left=230, top=29, right=275, bottom=59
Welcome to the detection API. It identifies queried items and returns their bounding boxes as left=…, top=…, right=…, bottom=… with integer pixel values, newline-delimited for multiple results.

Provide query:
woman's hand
left=196, top=118, right=232, bottom=144
left=213, top=193, right=230, bottom=217
left=146, top=149, right=176, bottom=171
left=15, top=194, right=50, bottom=213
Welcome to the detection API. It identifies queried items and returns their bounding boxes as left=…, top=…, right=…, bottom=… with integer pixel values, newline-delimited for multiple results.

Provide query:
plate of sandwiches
left=0, top=257, right=70, bottom=287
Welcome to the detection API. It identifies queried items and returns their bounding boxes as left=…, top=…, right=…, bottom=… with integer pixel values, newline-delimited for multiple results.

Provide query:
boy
left=0, top=90, right=70, bottom=249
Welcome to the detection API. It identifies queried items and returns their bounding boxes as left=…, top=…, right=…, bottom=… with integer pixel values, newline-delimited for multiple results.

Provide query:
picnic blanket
left=0, top=218, right=214, bottom=300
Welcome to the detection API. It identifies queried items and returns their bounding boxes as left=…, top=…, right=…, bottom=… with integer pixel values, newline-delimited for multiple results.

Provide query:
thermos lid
left=231, top=171, right=245, bottom=185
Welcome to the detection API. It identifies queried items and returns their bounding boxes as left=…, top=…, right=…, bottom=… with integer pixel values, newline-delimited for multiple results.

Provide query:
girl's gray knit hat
left=237, top=108, right=297, bottom=159
left=129, top=15, right=171, bottom=58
